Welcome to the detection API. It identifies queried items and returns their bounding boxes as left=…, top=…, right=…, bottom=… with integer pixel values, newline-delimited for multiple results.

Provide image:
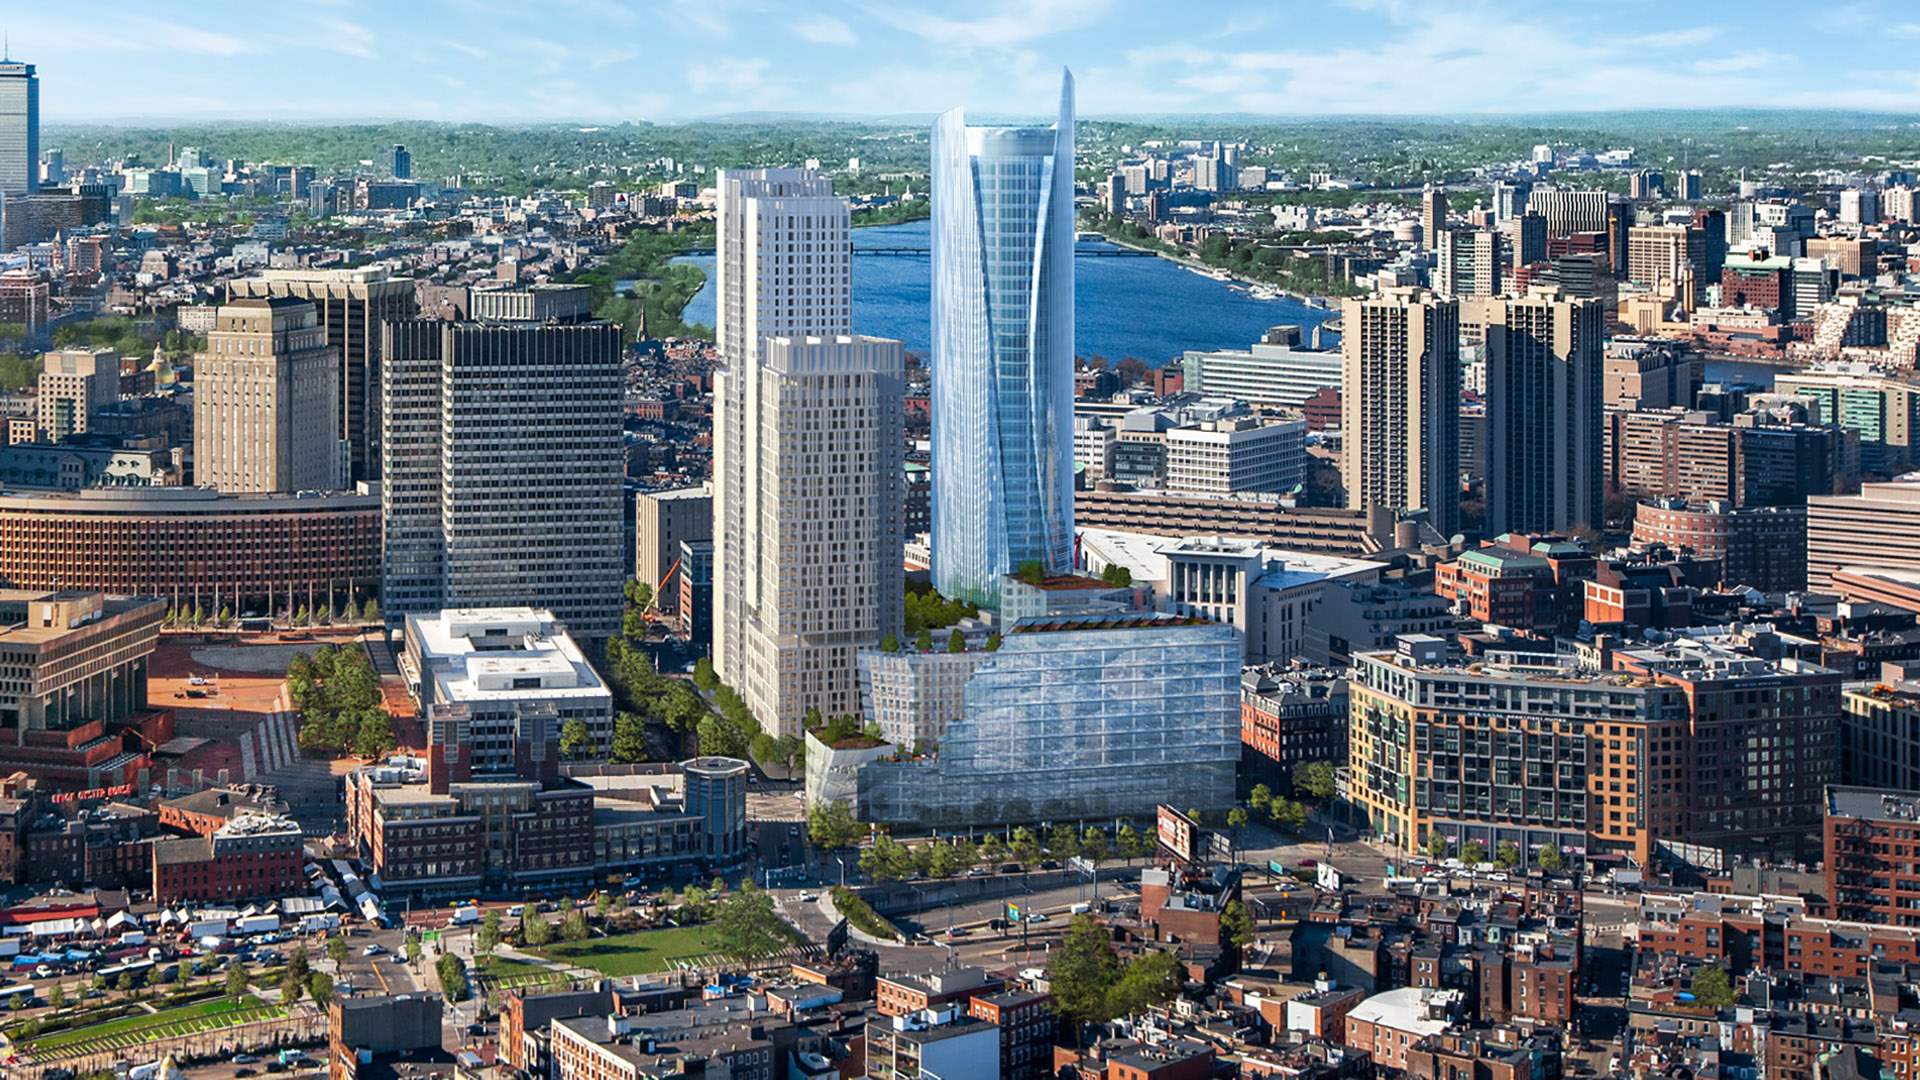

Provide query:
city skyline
left=11, top=1, right=1920, bottom=123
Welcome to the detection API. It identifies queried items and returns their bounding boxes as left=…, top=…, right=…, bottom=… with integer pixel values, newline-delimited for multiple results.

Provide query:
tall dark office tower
left=0, top=60, right=37, bottom=196
left=381, top=287, right=626, bottom=647
left=1484, top=290, right=1606, bottom=536
left=228, top=268, right=418, bottom=484
left=390, top=144, right=411, bottom=180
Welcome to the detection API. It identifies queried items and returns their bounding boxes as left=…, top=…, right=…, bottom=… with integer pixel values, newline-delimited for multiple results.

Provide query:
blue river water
left=666, top=218, right=1787, bottom=385
left=669, top=219, right=1339, bottom=365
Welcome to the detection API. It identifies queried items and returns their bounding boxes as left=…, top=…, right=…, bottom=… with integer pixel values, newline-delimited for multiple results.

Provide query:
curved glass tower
left=930, top=69, right=1076, bottom=608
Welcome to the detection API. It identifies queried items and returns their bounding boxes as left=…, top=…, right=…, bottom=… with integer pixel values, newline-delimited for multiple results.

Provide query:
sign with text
left=1157, top=804, right=1199, bottom=863
left=48, top=784, right=133, bottom=804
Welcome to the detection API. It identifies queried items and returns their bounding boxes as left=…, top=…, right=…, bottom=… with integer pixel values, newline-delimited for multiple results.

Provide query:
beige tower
left=712, top=169, right=903, bottom=737
left=227, top=267, right=417, bottom=484
left=192, top=297, right=343, bottom=494
left=1341, top=287, right=1461, bottom=536
left=36, top=346, right=119, bottom=441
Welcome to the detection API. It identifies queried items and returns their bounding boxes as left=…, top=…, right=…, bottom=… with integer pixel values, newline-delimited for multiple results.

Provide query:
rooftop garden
left=805, top=711, right=888, bottom=751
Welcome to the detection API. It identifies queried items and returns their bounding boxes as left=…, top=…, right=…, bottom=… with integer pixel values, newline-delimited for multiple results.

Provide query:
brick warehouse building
left=150, top=812, right=304, bottom=903
left=158, top=786, right=287, bottom=837
left=0, top=488, right=380, bottom=616
left=345, top=702, right=594, bottom=899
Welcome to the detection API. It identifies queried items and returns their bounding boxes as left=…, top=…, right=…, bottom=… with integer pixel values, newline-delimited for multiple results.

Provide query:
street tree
left=1220, top=899, right=1254, bottom=950
left=1048, top=915, right=1122, bottom=1036
left=1111, top=948, right=1185, bottom=1018
left=710, top=883, right=790, bottom=959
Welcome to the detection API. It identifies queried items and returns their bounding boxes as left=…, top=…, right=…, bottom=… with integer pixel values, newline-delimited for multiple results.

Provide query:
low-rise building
left=877, top=968, right=1000, bottom=1017
left=1344, top=988, right=1462, bottom=1073
left=157, top=786, right=286, bottom=837
left=1164, top=417, right=1307, bottom=495
left=1631, top=499, right=1808, bottom=593
left=1825, top=785, right=1920, bottom=926
left=968, top=988, right=1055, bottom=1080
left=1302, top=579, right=1455, bottom=668
left=27, top=801, right=158, bottom=888
left=150, top=812, right=303, bottom=904
left=553, top=1009, right=777, bottom=1080
left=345, top=704, right=594, bottom=898
left=865, top=1007, right=1001, bottom=1080
left=1240, top=667, right=1348, bottom=788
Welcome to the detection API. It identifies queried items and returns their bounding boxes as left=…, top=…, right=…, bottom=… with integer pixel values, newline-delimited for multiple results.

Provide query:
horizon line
left=37, top=104, right=1920, bottom=129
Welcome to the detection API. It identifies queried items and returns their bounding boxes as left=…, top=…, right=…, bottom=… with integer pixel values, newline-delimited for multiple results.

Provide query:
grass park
left=17, top=995, right=285, bottom=1057
left=530, top=926, right=722, bottom=976
left=473, top=956, right=569, bottom=992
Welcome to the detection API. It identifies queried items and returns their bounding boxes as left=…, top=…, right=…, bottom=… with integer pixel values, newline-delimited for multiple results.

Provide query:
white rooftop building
left=1076, top=529, right=1383, bottom=664
left=402, top=608, right=614, bottom=764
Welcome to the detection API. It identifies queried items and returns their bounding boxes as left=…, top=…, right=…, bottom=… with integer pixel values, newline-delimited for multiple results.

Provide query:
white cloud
left=1692, top=51, right=1788, bottom=74
left=865, top=0, right=1115, bottom=50
left=792, top=15, right=858, bottom=46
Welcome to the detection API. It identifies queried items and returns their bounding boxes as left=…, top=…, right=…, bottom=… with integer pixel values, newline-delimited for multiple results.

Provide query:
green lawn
left=474, top=958, right=566, bottom=990
left=22, top=995, right=281, bottom=1055
left=532, top=926, right=722, bottom=976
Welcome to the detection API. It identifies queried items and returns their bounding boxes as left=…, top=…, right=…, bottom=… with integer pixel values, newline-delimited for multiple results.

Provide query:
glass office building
left=0, top=61, right=38, bottom=197
left=856, top=613, right=1242, bottom=827
left=929, top=70, right=1076, bottom=608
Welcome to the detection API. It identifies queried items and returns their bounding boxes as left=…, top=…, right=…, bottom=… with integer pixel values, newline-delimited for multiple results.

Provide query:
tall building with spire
left=929, top=69, right=1076, bottom=608
left=711, top=170, right=904, bottom=736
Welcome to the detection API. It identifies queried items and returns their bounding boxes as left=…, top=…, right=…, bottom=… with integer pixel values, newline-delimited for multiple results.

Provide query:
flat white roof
left=1347, top=987, right=1452, bottom=1038
left=408, top=608, right=610, bottom=704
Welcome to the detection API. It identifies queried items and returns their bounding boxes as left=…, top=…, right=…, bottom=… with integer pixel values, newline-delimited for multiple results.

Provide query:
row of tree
left=168, top=601, right=379, bottom=629
left=1424, top=834, right=1569, bottom=873
left=836, top=822, right=1165, bottom=883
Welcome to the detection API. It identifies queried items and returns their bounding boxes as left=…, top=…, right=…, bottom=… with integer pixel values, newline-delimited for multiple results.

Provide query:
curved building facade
left=0, top=487, right=381, bottom=613
left=1631, top=498, right=1807, bottom=593
left=930, top=70, right=1076, bottom=607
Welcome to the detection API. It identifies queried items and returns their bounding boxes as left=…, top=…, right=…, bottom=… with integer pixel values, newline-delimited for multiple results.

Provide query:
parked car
left=506, top=905, right=525, bottom=918
left=234, top=1055, right=260, bottom=1065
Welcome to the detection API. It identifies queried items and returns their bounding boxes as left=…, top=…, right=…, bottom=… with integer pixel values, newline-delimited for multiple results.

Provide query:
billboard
left=1157, top=804, right=1199, bottom=863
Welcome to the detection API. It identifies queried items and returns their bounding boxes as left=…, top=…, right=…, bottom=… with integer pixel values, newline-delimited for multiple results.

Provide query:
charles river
left=673, top=219, right=1781, bottom=385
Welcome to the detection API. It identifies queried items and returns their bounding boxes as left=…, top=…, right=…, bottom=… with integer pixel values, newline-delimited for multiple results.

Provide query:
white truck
left=187, top=918, right=227, bottom=939
left=235, top=915, right=280, bottom=936
left=448, top=905, right=481, bottom=927
left=300, top=913, right=341, bottom=934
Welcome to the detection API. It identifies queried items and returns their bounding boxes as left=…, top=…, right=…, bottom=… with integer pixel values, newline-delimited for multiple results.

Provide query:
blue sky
left=15, top=0, right=1920, bottom=123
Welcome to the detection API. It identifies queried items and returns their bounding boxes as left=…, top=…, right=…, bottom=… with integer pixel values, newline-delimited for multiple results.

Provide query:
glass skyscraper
left=0, top=61, right=38, bottom=196
left=854, top=613, right=1242, bottom=828
left=929, top=70, right=1076, bottom=608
